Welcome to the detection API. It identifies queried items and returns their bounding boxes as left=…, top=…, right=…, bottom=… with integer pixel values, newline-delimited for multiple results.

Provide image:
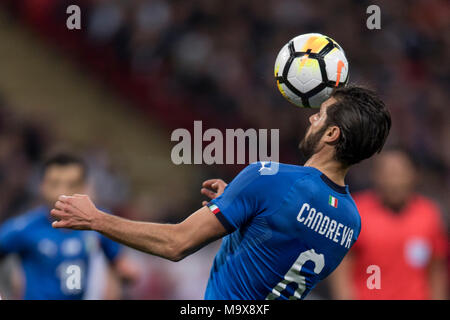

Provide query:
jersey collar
left=319, top=173, right=348, bottom=194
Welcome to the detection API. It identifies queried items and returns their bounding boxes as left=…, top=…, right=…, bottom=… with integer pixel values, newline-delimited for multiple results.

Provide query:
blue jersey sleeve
left=208, top=162, right=270, bottom=232
left=0, top=218, right=27, bottom=256
left=99, top=234, right=121, bottom=262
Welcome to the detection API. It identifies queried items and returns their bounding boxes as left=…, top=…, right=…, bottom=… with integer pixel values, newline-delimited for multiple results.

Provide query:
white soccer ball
left=274, top=33, right=349, bottom=108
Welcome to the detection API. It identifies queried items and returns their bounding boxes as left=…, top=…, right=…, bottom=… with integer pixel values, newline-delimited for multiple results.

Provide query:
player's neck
left=304, top=154, right=349, bottom=187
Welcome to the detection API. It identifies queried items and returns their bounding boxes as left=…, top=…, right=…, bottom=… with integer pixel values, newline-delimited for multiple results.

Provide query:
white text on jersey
left=297, top=202, right=354, bottom=248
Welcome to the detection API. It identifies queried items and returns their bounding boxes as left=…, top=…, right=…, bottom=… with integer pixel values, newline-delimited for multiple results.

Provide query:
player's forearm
left=92, top=211, right=184, bottom=261
left=52, top=196, right=226, bottom=261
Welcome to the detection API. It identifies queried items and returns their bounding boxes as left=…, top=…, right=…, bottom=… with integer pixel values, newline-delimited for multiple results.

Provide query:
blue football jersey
left=0, top=205, right=121, bottom=300
left=204, top=162, right=361, bottom=300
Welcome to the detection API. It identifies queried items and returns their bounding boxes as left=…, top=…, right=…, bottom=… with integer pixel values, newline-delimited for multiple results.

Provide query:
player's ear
left=324, top=125, right=340, bottom=144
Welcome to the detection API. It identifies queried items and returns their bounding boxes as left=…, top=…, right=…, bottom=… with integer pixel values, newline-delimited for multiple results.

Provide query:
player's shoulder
left=1, top=206, right=47, bottom=232
left=245, top=161, right=318, bottom=179
left=246, top=162, right=339, bottom=192
left=239, top=162, right=315, bottom=192
left=230, top=162, right=318, bottom=200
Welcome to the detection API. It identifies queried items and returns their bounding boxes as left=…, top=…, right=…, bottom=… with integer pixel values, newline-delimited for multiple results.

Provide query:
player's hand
left=201, top=179, right=227, bottom=206
left=51, top=194, right=103, bottom=230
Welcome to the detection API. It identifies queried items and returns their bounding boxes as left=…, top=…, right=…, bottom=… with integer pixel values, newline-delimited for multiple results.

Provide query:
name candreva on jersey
left=297, top=202, right=354, bottom=248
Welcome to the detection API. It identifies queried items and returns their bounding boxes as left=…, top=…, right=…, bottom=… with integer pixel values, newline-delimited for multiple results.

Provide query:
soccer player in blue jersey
left=0, top=153, right=137, bottom=299
left=51, top=86, right=391, bottom=300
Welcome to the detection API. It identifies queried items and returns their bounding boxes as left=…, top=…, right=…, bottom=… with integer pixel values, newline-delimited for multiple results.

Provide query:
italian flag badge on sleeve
left=328, top=195, right=338, bottom=208
left=208, top=203, right=220, bottom=214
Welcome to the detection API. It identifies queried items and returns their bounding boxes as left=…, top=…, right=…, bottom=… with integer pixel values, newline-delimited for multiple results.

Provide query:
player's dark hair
left=41, top=152, right=87, bottom=181
left=326, top=85, right=391, bottom=167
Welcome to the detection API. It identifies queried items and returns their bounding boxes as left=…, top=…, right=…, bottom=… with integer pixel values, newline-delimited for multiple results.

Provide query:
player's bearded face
left=299, top=123, right=328, bottom=160
left=299, top=97, right=335, bottom=160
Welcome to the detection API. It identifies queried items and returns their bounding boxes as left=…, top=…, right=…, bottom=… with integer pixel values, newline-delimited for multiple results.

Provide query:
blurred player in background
left=329, top=149, right=448, bottom=299
left=0, top=153, right=137, bottom=299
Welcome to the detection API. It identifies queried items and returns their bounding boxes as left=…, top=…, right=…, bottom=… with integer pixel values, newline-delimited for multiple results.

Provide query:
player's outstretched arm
left=50, top=194, right=227, bottom=262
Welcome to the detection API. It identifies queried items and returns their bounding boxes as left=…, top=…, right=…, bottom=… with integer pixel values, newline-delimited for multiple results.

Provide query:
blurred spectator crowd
left=0, top=0, right=448, bottom=299
left=8, top=0, right=448, bottom=193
